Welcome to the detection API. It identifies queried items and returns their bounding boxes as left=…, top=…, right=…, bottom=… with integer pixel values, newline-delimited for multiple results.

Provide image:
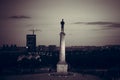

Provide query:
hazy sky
left=0, top=0, right=120, bottom=46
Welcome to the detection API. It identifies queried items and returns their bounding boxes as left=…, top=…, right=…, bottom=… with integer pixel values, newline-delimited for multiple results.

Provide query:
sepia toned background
left=0, top=0, right=120, bottom=46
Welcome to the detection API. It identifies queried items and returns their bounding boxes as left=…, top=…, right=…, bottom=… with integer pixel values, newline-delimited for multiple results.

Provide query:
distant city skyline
left=0, top=0, right=120, bottom=46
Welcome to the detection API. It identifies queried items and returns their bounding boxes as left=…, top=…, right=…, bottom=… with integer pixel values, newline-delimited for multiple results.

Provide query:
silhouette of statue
left=61, top=19, right=65, bottom=32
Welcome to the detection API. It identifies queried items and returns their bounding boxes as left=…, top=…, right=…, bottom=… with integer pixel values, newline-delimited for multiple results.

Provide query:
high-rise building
left=26, top=34, right=36, bottom=52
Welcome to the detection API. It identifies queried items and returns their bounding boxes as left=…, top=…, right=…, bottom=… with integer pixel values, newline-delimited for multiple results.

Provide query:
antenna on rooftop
left=29, top=28, right=41, bottom=35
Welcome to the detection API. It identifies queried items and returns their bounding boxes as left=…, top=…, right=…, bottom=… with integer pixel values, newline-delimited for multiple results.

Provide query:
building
left=48, top=45, right=57, bottom=52
left=26, top=34, right=36, bottom=52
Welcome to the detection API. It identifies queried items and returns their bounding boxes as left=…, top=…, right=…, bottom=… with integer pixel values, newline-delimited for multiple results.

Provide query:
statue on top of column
left=61, top=19, right=65, bottom=32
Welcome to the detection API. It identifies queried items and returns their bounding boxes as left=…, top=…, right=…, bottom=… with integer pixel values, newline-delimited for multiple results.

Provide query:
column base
left=57, top=62, right=68, bottom=73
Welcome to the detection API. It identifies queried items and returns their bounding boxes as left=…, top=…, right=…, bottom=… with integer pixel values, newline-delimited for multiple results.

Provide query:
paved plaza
left=0, top=72, right=102, bottom=80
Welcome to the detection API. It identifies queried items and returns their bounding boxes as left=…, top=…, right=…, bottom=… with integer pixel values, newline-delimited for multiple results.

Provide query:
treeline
left=0, top=46, right=120, bottom=71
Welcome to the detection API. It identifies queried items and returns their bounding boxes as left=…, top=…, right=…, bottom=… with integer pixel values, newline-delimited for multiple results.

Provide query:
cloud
left=9, top=15, right=31, bottom=19
left=86, top=22, right=114, bottom=25
left=73, top=22, right=85, bottom=24
left=74, top=21, right=120, bottom=28
left=108, top=23, right=120, bottom=28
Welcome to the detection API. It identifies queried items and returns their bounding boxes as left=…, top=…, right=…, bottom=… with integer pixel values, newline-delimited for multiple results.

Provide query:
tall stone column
left=57, top=19, right=68, bottom=73
left=59, top=32, right=65, bottom=63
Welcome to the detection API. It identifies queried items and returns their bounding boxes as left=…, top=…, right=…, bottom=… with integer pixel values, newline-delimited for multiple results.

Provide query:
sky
left=0, top=0, right=120, bottom=46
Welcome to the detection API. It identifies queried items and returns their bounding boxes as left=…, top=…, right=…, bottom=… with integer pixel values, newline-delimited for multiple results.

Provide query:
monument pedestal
left=57, top=62, right=68, bottom=73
